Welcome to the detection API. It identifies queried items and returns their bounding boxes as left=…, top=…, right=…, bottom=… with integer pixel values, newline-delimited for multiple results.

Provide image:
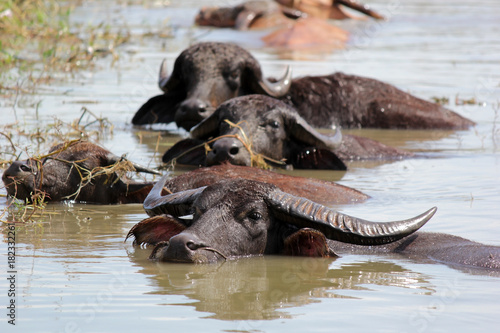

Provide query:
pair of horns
left=144, top=174, right=436, bottom=246
left=157, top=59, right=292, bottom=98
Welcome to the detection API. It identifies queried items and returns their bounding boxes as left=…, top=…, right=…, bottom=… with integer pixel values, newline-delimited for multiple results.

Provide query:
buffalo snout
left=163, top=232, right=222, bottom=263
left=175, top=98, right=211, bottom=130
left=2, top=160, right=36, bottom=198
left=3, top=160, right=34, bottom=178
left=207, top=138, right=250, bottom=166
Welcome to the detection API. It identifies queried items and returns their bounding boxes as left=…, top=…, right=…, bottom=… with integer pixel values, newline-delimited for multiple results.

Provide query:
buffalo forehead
left=182, top=43, right=249, bottom=77
left=193, top=179, right=277, bottom=211
left=217, top=95, right=290, bottom=121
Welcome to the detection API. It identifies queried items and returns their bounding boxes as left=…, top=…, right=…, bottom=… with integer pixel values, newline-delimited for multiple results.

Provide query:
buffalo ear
left=162, top=138, right=207, bottom=166
left=281, top=108, right=343, bottom=151
left=132, top=91, right=185, bottom=125
left=292, top=148, right=346, bottom=170
left=283, top=228, right=336, bottom=257
left=190, top=113, right=220, bottom=140
left=126, top=215, right=186, bottom=246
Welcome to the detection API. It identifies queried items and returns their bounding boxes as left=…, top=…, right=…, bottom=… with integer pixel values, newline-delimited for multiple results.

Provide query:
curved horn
left=144, top=174, right=206, bottom=217
left=158, top=59, right=170, bottom=92
left=336, top=0, right=384, bottom=20
left=266, top=189, right=436, bottom=245
left=282, top=108, right=342, bottom=150
left=158, top=58, right=182, bottom=93
left=190, top=112, right=220, bottom=139
left=107, top=154, right=161, bottom=175
left=257, top=65, right=292, bottom=98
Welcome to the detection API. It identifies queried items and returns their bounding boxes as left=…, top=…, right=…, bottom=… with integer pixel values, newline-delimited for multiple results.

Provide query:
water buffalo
left=276, top=0, right=384, bottom=20
left=162, top=95, right=412, bottom=170
left=195, top=0, right=383, bottom=30
left=127, top=176, right=500, bottom=270
left=196, top=1, right=349, bottom=50
left=127, top=175, right=435, bottom=262
left=131, top=42, right=474, bottom=131
left=1, top=140, right=159, bottom=204
left=195, top=1, right=298, bottom=30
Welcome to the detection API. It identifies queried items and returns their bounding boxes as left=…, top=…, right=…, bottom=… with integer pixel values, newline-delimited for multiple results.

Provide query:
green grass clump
left=0, top=0, right=130, bottom=89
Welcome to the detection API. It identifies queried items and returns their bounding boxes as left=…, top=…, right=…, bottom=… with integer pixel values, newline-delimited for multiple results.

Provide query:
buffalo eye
left=224, top=68, right=241, bottom=91
left=247, top=211, right=262, bottom=222
left=229, top=70, right=239, bottom=80
left=270, top=121, right=280, bottom=129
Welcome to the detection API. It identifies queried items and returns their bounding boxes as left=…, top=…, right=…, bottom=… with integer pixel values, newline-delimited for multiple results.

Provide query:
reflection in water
left=127, top=252, right=433, bottom=320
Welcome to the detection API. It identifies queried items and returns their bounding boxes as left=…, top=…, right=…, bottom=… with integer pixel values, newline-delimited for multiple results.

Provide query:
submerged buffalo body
left=132, top=42, right=473, bottom=131
left=162, top=95, right=412, bottom=170
left=1, top=141, right=158, bottom=204
left=127, top=177, right=500, bottom=270
left=162, top=164, right=369, bottom=206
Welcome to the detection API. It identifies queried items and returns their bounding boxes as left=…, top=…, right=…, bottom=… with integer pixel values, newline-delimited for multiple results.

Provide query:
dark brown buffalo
left=132, top=42, right=473, bottom=131
left=196, top=1, right=295, bottom=30
left=1, top=141, right=159, bottom=204
left=128, top=176, right=434, bottom=262
left=276, top=0, right=384, bottom=20
left=195, top=0, right=383, bottom=30
left=162, top=95, right=412, bottom=170
left=127, top=176, right=500, bottom=270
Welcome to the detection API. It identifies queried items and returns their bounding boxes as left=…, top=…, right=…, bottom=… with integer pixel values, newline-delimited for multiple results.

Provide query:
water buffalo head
left=132, top=42, right=292, bottom=131
left=162, top=95, right=346, bottom=170
left=127, top=175, right=436, bottom=263
left=2, top=140, right=159, bottom=204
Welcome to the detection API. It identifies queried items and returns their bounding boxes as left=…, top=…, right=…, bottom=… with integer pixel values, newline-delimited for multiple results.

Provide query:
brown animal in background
left=276, top=0, right=384, bottom=20
left=132, top=42, right=474, bottom=131
left=195, top=0, right=383, bottom=30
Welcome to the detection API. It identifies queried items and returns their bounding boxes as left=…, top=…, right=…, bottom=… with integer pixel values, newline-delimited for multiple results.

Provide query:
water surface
left=1, top=0, right=500, bottom=332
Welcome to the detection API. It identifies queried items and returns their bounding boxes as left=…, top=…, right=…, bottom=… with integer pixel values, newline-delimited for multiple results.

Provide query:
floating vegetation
left=430, top=96, right=449, bottom=105
left=0, top=108, right=113, bottom=168
left=455, top=95, right=482, bottom=106
left=0, top=188, right=47, bottom=224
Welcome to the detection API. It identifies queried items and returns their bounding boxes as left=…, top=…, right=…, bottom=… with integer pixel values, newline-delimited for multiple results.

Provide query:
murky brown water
left=1, top=0, right=500, bottom=332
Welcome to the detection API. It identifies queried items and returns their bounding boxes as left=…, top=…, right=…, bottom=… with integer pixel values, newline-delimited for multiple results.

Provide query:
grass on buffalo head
left=0, top=108, right=117, bottom=222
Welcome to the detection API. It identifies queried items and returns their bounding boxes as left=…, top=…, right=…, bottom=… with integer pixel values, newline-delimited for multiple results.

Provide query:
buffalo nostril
left=229, top=147, right=239, bottom=155
left=186, top=241, right=198, bottom=251
left=179, top=99, right=208, bottom=115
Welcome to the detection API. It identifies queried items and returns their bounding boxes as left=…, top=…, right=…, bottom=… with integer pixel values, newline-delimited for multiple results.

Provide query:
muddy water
left=1, top=0, right=500, bottom=332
